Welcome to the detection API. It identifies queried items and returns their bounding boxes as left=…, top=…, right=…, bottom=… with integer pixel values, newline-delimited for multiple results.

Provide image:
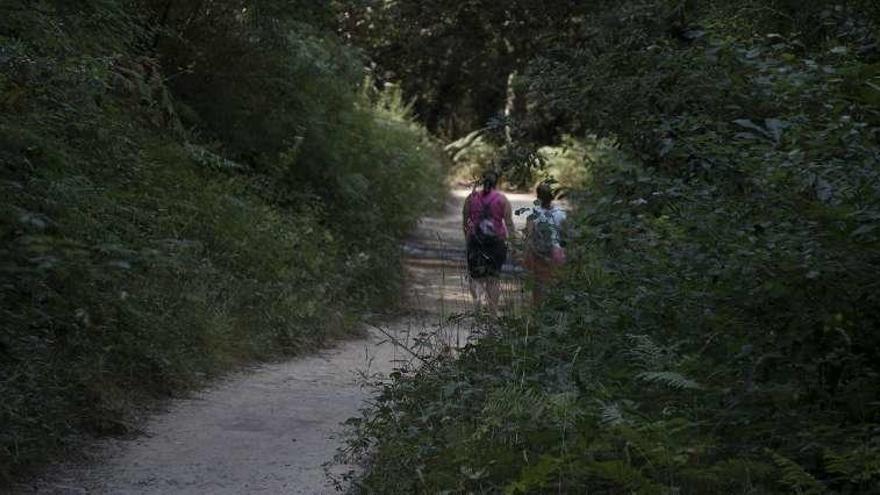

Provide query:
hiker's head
left=536, top=182, right=554, bottom=207
left=481, top=171, right=499, bottom=191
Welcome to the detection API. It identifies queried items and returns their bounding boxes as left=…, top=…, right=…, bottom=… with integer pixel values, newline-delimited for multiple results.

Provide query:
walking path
left=22, top=189, right=534, bottom=494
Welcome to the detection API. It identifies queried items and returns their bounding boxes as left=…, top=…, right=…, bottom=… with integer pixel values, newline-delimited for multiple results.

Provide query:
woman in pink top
left=462, top=171, right=515, bottom=315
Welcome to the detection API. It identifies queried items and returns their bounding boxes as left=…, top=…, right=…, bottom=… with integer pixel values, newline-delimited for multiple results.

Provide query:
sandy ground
left=19, top=189, right=537, bottom=495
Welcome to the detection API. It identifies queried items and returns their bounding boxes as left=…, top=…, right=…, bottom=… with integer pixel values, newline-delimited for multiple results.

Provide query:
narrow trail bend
left=24, top=189, right=534, bottom=495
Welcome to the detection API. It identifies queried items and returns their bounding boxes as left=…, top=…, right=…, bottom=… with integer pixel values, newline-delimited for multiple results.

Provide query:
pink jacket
left=466, top=190, right=508, bottom=239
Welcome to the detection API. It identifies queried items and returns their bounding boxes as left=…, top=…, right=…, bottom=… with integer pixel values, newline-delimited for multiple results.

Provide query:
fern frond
left=585, top=460, right=666, bottom=494
left=598, top=401, right=626, bottom=426
left=481, top=385, right=546, bottom=425
left=546, top=392, right=581, bottom=429
left=637, top=371, right=703, bottom=391
left=626, top=334, right=673, bottom=370
left=184, top=143, right=246, bottom=172
left=504, top=455, right=563, bottom=495
left=767, top=450, right=825, bottom=494
left=825, top=449, right=857, bottom=479
left=706, top=458, right=776, bottom=487
left=825, top=446, right=880, bottom=483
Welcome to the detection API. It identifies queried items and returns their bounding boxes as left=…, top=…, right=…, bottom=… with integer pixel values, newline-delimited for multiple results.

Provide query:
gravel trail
left=21, top=189, right=534, bottom=495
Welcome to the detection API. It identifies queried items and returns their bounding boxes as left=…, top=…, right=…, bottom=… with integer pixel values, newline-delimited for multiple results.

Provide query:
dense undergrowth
left=0, top=1, right=443, bottom=481
left=346, top=1, right=880, bottom=493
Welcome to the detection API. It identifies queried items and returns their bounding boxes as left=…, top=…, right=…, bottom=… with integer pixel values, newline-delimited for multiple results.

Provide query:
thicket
left=0, top=0, right=443, bottom=481
left=344, top=1, right=880, bottom=493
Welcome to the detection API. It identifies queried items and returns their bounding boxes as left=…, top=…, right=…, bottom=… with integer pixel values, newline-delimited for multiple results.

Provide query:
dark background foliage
left=343, top=1, right=880, bottom=493
left=336, top=0, right=589, bottom=139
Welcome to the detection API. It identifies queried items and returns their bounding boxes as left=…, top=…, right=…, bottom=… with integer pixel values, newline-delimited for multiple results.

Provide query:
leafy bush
left=0, top=0, right=443, bottom=481
left=447, top=134, right=502, bottom=185
left=445, top=125, right=547, bottom=190
left=536, top=136, right=615, bottom=192
left=346, top=1, right=880, bottom=493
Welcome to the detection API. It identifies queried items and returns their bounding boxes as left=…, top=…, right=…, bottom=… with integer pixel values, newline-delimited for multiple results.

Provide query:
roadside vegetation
left=0, top=1, right=443, bottom=481
left=340, top=1, right=880, bottom=492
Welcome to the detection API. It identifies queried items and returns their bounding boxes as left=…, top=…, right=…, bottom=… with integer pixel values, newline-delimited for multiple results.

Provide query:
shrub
left=0, top=0, right=443, bottom=481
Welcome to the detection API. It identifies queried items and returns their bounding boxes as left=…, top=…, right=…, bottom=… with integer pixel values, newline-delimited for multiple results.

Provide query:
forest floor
left=18, top=189, right=535, bottom=495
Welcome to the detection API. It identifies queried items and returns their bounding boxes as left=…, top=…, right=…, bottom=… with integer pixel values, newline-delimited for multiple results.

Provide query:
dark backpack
left=474, top=193, right=499, bottom=243
left=528, top=208, right=557, bottom=258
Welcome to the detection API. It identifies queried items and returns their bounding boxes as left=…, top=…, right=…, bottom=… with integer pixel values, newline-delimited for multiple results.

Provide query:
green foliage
left=447, top=133, right=501, bottom=185
left=536, top=137, right=592, bottom=191
left=769, top=450, right=825, bottom=495
left=345, top=1, right=880, bottom=493
left=1, top=0, right=443, bottom=482
left=336, top=0, right=589, bottom=137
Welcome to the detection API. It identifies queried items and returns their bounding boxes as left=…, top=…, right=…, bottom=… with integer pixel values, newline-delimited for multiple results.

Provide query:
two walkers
left=463, top=173, right=567, bottom=313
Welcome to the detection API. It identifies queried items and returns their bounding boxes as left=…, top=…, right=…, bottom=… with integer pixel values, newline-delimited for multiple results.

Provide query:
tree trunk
left=504, top=70, right=527, bottom=142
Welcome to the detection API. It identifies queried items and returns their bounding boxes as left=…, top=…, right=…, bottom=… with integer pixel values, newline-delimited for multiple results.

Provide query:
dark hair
left=536, top=182, right=554, bottom=208
left=482, top=171, right=499, bottom=191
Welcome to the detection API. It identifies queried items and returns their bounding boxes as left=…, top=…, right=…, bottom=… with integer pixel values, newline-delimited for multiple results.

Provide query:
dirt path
left=22, top=189, right=535, bottom=495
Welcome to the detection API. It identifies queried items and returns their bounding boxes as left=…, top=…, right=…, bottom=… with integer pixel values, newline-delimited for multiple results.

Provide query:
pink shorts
left=525, top=247, right=566, bottom=283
